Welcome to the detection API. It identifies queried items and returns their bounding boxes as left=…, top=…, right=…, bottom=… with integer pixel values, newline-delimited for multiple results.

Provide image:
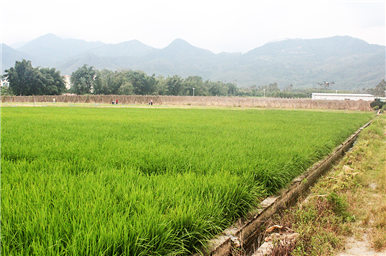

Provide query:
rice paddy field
left=1, top=106, right=373, bottom=255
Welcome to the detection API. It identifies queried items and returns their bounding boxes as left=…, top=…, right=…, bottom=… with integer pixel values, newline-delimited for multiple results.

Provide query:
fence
left=1, top=95, right=373, bottom=111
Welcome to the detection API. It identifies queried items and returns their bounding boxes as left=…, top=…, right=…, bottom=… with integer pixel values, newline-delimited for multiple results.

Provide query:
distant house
left=63, top=75, right=72, bottom=89
left=1, top=78, right=10, bottom=87
left=312, top=93, right=375, bottom=101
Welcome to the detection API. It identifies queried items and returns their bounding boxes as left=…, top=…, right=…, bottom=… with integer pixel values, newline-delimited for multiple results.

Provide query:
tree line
left=68, top=65, right=315, bottom=97
left=69, top=64, right=240, bottom=97
left=0, top=61, right=308, bottom=97
left=3, top=60, right=66, bottom=96
left=3, top=61, right=240, bottom=97
left=3, top=60, right=385, bottom=98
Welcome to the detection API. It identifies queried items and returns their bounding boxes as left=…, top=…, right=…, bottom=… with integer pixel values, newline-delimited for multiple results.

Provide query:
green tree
left=208, top=81, right=228, bottom=96
left=1, top=86, right=12, bottom=96
left=145, top=74, right=158, bottom=95
left=4, top=59, right=64, bottom=96
left=154, top=76, right=168, bottom=95
left=70, top=65, right=98, bottom=95
left=166, top=75, right=184, bottom=95
left=4, top=60, right=34, bottom=95
left=95, top=69, right=124, bottom=95
left=118, top=82, right=134, bottom=95
left=184, top=76, right=206, bottom=96
left=208, top=82, right=221, bottom=96
left=123, top=71, right=155, bottom=95
left=226, top=83, right=238, bottom=96
left=92, top=70, right=107, bottom=95
left=40, top=68, right=66, bottom=95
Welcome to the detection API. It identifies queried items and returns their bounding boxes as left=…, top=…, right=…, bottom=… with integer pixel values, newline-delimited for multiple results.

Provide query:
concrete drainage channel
left=194, top=120, right=372, bottom=256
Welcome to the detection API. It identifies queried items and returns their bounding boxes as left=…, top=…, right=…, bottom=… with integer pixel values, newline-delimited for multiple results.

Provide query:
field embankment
left=1, top=107, right=373, bottom=255
left=1, top=95, right=372, bottom=111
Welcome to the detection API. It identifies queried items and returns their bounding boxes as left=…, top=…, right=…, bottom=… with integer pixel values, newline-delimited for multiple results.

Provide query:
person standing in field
left=116, top=99, right=118, bottom=104
left=151, top=99, right=153, bottom=105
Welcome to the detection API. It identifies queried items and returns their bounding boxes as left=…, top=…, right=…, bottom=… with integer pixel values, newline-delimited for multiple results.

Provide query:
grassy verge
left=268, top=114, right=386, bottom=255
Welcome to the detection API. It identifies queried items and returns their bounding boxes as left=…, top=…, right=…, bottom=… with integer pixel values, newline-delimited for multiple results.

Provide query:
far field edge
left=1, top=95, right=373, bottom=111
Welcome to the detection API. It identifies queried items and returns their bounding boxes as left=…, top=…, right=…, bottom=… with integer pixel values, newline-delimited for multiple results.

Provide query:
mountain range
left=1, top=33, right=385, bottom=90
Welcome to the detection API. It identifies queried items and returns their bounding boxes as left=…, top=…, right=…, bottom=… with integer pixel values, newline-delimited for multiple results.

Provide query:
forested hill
left=2, top=34, right=385, bottom=90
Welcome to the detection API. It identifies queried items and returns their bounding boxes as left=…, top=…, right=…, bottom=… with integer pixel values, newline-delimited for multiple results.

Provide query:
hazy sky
left=1, top=0, right=385, bottom=53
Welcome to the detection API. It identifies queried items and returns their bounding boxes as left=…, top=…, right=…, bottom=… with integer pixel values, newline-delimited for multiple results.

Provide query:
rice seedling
left=1, top=107, right=373, bottom=255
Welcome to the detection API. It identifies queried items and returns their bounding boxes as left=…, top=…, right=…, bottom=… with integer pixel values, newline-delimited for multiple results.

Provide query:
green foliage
left=70, top=68, right=315, bottom=97
left=1, top=85, right=12, bottom=95
left=63, top=67, right=384, bottom=98
left=118, top=82, right=134, bottom=95
left=166, top=75, right=184, bottom=95
left=370, top=99, right=386, bottom=110
left=290, top=193, right=351, bottom=255
left=1, top=107, right=372, bottom=255
left=71, top=68, right=241, bottom=96
left=327, top=193, right=354, bottom=222
left=3, top=59, right=65, bottom=95
left=70, top=64, right=98, bottom=95
left=39, top=67, right=66, bottom=95
left=129, top=71, right=157, bottom=95
left=184, top=76, right=206, bottom=96
left=360, top=118, right=385, bottom=140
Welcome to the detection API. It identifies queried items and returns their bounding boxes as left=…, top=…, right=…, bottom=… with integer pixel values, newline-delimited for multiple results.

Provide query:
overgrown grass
left=1, top=107, right=373, bottom=255
left=268, top=114, right=386, bottom=255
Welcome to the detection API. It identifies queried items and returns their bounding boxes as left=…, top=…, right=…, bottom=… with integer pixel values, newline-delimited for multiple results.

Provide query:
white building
left=63, top=75, right=72, bottom=89
left=1, top=78, right=10, bottom=87
left=312, top=93, right=375, bottom=101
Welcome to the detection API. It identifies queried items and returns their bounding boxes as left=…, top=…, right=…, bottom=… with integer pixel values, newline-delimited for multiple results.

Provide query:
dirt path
left=336, top=179, right=386, bottom=256
left=338, top=233, right=385, bottom=256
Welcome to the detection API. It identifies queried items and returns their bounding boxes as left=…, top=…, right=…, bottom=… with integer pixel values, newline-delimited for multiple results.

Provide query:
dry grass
left=267, top=114, right=386, bottom=255
left=270, top=239, right=297, bottom=256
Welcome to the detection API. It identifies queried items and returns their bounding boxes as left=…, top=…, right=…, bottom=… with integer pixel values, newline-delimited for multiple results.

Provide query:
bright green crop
left=1, top=107, right=372, bottom=255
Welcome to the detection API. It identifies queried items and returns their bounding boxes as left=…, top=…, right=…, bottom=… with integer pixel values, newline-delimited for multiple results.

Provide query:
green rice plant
left=1, top=107, right=373, bottom=255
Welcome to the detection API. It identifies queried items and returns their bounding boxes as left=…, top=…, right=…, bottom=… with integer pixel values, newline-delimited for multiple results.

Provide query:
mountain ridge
left=2, top=34, right=385, bottom=90
left=17, top=34, right=105, bottom=65
left=87, top=39, right=157, bottom=57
